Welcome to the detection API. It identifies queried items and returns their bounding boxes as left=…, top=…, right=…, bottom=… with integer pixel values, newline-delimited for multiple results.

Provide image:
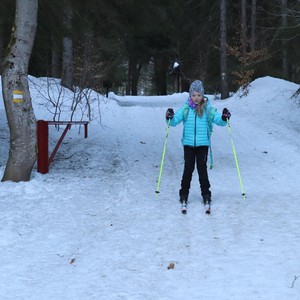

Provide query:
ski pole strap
left=227, top=119, right=246, bottom=199
left=155, top=119, right=171, bottom=195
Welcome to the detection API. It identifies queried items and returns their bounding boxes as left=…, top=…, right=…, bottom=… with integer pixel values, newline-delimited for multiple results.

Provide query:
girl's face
left=190, top=92, right=203, bottom=104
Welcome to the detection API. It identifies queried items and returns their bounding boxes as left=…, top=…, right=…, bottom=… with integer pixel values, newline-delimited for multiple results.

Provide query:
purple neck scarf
left=188, top=97, right=197, bottom=109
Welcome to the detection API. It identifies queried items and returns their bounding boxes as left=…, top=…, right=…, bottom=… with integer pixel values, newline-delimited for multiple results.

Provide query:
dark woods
left=0, top=0, right=299, bottom=96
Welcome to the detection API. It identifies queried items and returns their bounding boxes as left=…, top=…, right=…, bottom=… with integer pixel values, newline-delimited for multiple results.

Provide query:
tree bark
left=1, top=0, right=38, bottom=182
left=0, top=34, right=4, bottom=75
left=220, top=0, right=229, bottom=99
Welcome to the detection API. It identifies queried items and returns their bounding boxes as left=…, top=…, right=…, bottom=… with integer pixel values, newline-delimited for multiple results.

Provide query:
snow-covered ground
left=0, top=76, right=300, bottom=299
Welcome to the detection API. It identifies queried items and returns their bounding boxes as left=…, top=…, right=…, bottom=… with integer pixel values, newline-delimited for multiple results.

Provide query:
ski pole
left=227, top=119, right=246, bottom=199
left=209, top=132, right=214, bottom=169
left=155, top=119, right=171, bottom=195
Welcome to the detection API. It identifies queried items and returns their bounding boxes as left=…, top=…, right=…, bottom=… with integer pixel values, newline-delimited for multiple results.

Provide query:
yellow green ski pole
left=227, top=119, right=246, bottom=199
left=155, top=119, right=171, bottom=195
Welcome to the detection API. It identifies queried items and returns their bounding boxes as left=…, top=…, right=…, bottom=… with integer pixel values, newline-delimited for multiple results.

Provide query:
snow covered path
left=0, top=77, right=300, bottom=299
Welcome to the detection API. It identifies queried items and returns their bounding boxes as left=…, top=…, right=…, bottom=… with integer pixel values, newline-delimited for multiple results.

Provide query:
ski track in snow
left=1, top=77, right=300, bottom=299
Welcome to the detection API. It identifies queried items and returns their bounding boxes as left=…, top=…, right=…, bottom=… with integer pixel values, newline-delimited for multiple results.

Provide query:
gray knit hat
left=189, top=80, right=204, bottom=96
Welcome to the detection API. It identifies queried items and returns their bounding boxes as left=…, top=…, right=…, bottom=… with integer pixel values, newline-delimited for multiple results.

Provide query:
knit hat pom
left=189, top=80, right=204, bottom=96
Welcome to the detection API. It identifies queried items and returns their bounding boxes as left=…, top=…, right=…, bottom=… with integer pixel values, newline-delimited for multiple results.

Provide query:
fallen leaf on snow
left=167, top=262, right=175, bottom=270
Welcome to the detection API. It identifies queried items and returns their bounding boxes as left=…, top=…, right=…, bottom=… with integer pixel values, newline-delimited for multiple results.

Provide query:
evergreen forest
left=0, top=0, right=299, bottom=96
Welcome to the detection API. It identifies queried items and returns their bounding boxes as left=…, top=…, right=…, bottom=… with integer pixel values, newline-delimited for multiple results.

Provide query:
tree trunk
left=131, top=62, right=142, bottom=95
left=126, top=59, right=132, bottom=95
left=281, top=0, right=288, bottom=79
left=241, top=0, right=247, bottom=56
left=0, top=35, right=4, bottom=75
left=220, top=0, right=229, bottom=99
left=51, top=35, right=61, bottom=78
left=250, top=0, right=257, bottom=49
left=1, top=0, right=38, bottom=182
left=61, top=2, right=73, bottom=90
left=154, top=56, right=168, bottom=95
left=127, top=56, right=142, bottom=95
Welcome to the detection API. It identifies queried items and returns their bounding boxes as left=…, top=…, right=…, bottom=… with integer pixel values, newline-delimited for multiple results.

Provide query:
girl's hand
left=166, top=108, right=174, bottom=120
left=222, top=108, right=231, bottom=121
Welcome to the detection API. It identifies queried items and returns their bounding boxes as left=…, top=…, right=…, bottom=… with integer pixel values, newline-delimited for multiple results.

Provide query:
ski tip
left=155, top=190, right=160, bottom=194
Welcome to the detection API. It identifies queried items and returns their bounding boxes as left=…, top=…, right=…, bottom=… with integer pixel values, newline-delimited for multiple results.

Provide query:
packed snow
left=0, top=76, right=300, bottom=299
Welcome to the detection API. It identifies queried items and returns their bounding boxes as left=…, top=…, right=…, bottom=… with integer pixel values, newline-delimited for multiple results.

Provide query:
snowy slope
left=0, top=76, right=300, bottom=299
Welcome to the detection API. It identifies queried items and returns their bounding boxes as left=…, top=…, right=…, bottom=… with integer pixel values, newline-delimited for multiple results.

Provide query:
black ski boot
left=179, top=193, right=188, bottom=214
left=202, top=194, right=212, bottom=214
left=202, top=194, right=211, bottom=205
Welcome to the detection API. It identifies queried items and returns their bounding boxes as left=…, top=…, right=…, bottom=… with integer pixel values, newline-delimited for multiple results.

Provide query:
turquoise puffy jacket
left=169, top=99, right=226, bottom=147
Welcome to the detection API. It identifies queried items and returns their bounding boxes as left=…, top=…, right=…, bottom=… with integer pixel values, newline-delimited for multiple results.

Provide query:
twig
left=290, top=275, right=299, bottom=288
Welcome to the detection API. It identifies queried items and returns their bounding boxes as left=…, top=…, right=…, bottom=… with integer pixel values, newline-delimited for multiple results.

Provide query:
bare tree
left=1, top=0, right=38, bottom=182
left=220, top=0, right=229, bottom=99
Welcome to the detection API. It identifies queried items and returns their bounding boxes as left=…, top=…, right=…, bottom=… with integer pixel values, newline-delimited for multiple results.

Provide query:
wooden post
left=37, top=120, right=89, bottom=174
left=37, top=120, right=49, bottom=174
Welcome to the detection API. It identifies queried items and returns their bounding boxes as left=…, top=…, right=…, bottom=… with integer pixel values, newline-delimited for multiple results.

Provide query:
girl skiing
left=165, top=80, right=231, bottom=212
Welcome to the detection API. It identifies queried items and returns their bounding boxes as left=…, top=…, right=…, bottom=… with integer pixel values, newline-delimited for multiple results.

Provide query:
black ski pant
left=179, top=145, right=211, bottom=199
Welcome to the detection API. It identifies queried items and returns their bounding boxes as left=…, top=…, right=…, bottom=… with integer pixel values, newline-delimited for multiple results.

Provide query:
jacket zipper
left=194, top=113, right=197, bottom=147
